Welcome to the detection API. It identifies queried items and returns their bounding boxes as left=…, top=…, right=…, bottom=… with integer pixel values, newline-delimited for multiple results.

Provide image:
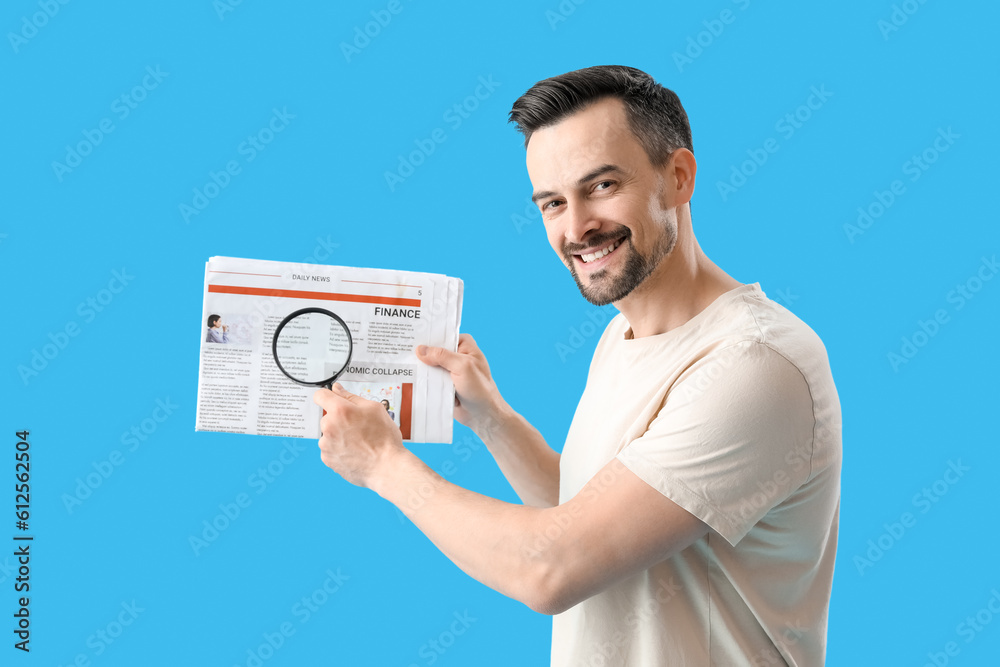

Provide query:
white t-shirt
left=552, top=282, right=842, bottom=667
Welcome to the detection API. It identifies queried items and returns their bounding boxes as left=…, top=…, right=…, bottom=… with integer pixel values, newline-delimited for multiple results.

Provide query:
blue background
left=2, top=0, right=998, bottom=665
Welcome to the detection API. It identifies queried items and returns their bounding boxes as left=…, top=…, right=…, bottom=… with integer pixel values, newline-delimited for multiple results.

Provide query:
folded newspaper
left=195, top=256, right=463, bottom=443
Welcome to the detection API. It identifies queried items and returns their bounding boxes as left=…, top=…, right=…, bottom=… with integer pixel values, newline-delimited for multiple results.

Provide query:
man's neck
left=616, top=236, right=743, bottom=339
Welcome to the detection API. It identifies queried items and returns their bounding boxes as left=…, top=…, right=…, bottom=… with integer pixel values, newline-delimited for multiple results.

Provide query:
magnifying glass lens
left=273, top=310, right=352, bottom=386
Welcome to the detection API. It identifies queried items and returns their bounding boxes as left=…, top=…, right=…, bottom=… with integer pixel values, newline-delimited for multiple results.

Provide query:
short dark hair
left=508, top=65, right=693, bottom=166
left=207, top=314, right=220, bottom=328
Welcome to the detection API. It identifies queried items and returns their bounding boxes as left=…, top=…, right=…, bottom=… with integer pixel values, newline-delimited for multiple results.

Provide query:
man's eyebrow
left=530, top=164, right=626, bottom=204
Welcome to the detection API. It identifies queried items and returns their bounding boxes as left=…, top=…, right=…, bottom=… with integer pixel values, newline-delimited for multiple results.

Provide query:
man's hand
left=416, top=334, right=507, bottom=433
left=312, top=383, right=408, bottom=489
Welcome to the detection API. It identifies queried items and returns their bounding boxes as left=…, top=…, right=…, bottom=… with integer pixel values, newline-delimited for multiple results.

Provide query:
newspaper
left=195, top=256, right=463, bottom=443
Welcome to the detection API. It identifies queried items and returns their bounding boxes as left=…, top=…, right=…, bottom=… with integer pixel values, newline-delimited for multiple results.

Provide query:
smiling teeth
left=581, top=239, right=621, bottom=263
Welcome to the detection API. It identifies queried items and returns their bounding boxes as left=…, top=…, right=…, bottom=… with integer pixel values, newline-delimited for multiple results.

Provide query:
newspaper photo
left=195, top=256, right=463, bottom=443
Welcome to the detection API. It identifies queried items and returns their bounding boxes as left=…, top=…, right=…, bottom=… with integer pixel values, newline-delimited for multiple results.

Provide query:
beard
left=564, top=218, right=677, bottom=307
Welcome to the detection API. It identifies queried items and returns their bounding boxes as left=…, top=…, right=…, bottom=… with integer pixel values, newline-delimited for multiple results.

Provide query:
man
left=205, top=314, right=230, bottom=343
left=314, top=65, right=841, bottom=666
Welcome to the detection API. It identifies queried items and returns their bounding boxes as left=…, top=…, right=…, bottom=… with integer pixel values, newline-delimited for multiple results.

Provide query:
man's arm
left=417, top=335, right=560, bottom=508
left=476, top=403, right=560, bottom=508
left=314, top=385, right=708, bottom=616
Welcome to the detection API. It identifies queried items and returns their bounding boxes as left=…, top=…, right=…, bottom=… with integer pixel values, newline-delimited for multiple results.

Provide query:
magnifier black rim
left=271, top=307, right=353, bottom=387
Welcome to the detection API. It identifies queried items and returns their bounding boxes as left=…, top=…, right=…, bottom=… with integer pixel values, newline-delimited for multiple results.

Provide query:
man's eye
left=543, top=200, right=563, bottom=210
left=595, top=180, right=615, bottom=191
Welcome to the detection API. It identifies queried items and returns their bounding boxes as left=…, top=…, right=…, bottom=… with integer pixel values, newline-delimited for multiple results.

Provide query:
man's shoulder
left=736, top=287, right=834, bottom=374
left=597, top=283, right=825, bottom=347
left=652, top=283, right=830, bottom=366
left=594, top=284, right=835, bottom=386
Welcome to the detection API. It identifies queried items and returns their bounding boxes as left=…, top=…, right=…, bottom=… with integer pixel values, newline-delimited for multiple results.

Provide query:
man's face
left=526, top=98, right=680, bottom=306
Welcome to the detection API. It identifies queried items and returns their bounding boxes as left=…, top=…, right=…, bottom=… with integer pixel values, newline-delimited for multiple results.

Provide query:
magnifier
left=271, top=307, right=353, bottom=390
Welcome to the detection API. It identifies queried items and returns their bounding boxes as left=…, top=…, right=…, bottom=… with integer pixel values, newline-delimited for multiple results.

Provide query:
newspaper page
left=195, top=256, right=463, bottom=443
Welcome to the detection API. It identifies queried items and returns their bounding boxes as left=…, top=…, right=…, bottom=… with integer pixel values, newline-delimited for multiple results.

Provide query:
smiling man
left=314, top=65, right=842, bottom=666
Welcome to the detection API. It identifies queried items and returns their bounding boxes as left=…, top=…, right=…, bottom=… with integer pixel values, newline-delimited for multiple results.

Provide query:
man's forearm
left=476, top=402, right=561, bottom=508
left=370, top=448, right=556, bottom=612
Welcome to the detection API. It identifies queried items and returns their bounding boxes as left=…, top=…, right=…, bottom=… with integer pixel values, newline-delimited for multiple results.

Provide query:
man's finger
left=313, top=388, right=335, bottom=409
left=456, top=333, right=481, bottom=355
left=415, top=344, right=464, bottom=372
left=314, top=386, right=357, bottom=409
left=330, top=382, right=364, bottom=404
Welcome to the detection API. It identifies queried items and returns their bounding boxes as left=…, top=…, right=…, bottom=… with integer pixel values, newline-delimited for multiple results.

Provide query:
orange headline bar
left=208, top=284, right=421, bottom=307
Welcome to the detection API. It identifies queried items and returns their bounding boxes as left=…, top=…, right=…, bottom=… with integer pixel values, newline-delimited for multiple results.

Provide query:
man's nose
left=563, top=201, right=601, bottom=245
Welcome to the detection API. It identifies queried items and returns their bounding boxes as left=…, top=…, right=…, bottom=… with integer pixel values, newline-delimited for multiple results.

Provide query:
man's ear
left=668, top=148, right=697, bottom=206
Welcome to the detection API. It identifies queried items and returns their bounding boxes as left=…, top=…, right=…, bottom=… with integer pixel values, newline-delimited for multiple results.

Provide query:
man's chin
left=573, top=272, right=620, bottom=306
left=579, top=291, right=615, bottom=307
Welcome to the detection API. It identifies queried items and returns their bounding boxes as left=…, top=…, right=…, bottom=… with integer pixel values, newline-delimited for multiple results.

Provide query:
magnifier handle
left=321, top=381, right=332, bottom=417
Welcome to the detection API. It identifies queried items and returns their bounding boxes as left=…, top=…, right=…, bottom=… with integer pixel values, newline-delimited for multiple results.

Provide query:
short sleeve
left=615, top=341, right=816, bottom=546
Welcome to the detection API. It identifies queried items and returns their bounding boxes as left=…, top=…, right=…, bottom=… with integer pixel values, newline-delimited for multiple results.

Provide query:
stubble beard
left=567, top=216, right=678, bottom=307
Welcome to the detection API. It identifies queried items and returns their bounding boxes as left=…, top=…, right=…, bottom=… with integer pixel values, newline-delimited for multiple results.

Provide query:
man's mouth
left=576, top=237, right=624, bottom=265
